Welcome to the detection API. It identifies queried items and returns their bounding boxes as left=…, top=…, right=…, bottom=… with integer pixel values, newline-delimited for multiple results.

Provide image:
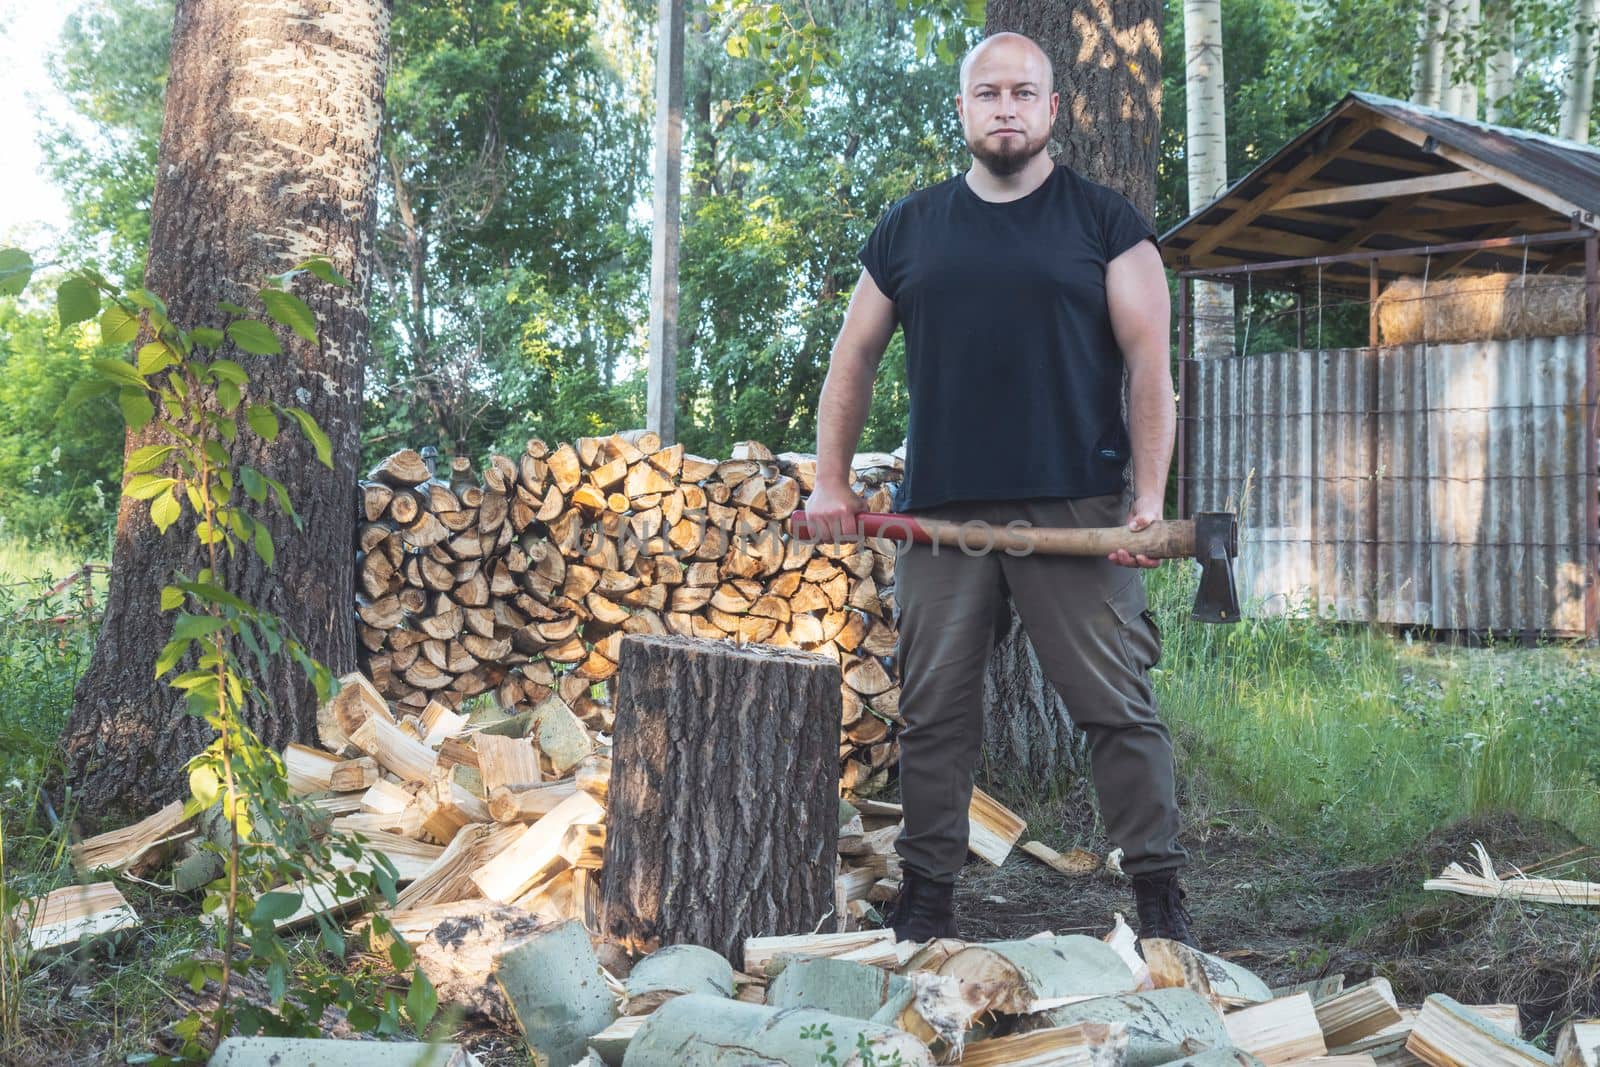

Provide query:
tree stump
left=601, top=635, right=841, bottom=966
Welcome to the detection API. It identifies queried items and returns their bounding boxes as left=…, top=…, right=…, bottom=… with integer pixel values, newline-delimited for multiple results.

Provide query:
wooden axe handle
left=789, top=511, right=1197, bottom=559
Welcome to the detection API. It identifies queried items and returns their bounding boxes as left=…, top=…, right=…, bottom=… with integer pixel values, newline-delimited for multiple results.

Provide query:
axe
left=788, top=509, right=1240, bottom=623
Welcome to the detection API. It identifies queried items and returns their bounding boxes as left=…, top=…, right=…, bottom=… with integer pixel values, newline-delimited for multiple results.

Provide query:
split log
left=1149, top=1053, right=1266, bottom=1067
left=489, top=781, right=580, bottom=823
left=349, top=715, right=438, bottom=783
left=1557, top=1022, right=1600, bottom=1067
left=601, top=635, right=841, bottom=964
left=495, top=919, right=617, bottom=1067
left=743, top=929, right=900, bottom=976
left=371, top=449, right=433, bottom=487
left=209, top=1037, right=482, bottom=1067
left=960, top=1022, right=1132, bottom=1067
left=1141, top=939, right=1273, bottom=1008
left=1222, top=993, right=1327, bottom=1064
left=372, top=900, right=549, bottom=1024
left=318, top=672, right=394, bottom=755
left=968, top=787, right=1027, bottom=866
left=472, top=790, right=607, bottom=902
left=1405, top=995, right=1553, bottom=1067
left=393, top=822, right=522, bottom=912
left=621, top=943, right=736, bottom=1015
left=72, top=800, right=191, bottom=874
left=7, top=882, right=139, bottom=952
left=621, top=994, right=934, bottom=1067
left=1043, top=989, right=1230, bottom=1067
left=1314, top=978, right=1404, bottom=1048
left=938, top=935, right=1135, bottom=1014
left=476, top=734, right=542, bottom=793
left=768, top=956, right=906, bottom=1019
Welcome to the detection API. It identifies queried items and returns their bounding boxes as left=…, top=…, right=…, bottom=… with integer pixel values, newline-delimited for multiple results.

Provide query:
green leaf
left=217, top=380, right=242, bottom=412
left=0, top=248, right=34, bottom=297
left=150, top=487, right=181, bottom=533
left=189, top=763, right=220, bottom=808
left=126, top=288, right=168, bottom=316
left=136, top=341, right=178, bottom=376
left=240, top=466, right=266, bottom=503
left=209, top=359, right=248, bottom=386
left=189, top=326, right=225, bottom=348
left=92, top=357, right=147, bottom=389
left=296, top=257, right=350, bottom=286
left=227, top=319, right=281, bottom=355
left=124, top=474, right=177, bottom=500
left=101, top=304, right=141, bottom=345
left=284, top=406, right=333, bottom=467
left=173, top=614, right=227, bottom=642
left=160, top=585, right=185, bottom=612
left=155, top=638, right=189, bottom=677
left=217, top=301, right=250, bottom=316
left=252, top=523, right=274, bottom=566
left=125, top=445, right=173, bottom=476
left=260, top=288, right=318, bottom=342
left=405, top=969, right=438, bottom=1034
left=244, top=404, right=279, bottom=441
left=251, top=891, right=303, bottom=924
left=64, top=377, right=116, bottom=409
left=57, top=277, right=101, bottom=327
left=119, top=388, right=155, bottom=429
left=385, top=932, right=412, bottom=972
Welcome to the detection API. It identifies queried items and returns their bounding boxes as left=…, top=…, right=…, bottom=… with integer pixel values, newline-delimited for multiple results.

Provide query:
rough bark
left=59, top=0, right=391, bottom=820
left=1562, top=0, right=1600, bottom=143
left=600, top=635, right=842, bottom=967
left=977, top=0, right=1162, bottom=786
left=1183, top=0, right=1234, bottom=359
left=981, top=604, right=1086, bottom=785
left=1439, top=0, right=1480, bottom=118
left=984, top=0, right=1163, bottom=220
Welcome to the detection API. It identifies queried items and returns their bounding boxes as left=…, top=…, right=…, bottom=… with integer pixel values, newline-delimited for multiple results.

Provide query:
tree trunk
left=1412, top=0, right=1449, bottom=107
left=646, top=0, right=685, bottom=445
left=977, top=0, right=1162, bottom=788
left=59, top=0, right=391, bottom=820
left=985, top=0, right=1163, bottom=221
left=1183, top=0, right=1234, bottom=359
left=1561, top=0, right=1600, bottom=143
left=601, top=635, right=841, bottom=968
left=1483, top=0, right=1515, bottom=124
left=1439, top=0, right=1479, bottom=118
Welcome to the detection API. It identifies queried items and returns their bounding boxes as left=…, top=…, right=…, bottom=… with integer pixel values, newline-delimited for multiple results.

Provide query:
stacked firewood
left=355, top=432, right=907, bottom=793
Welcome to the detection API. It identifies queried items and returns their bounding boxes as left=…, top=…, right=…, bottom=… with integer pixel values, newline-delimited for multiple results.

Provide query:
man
left=806, top=31, right=1194, bottom=946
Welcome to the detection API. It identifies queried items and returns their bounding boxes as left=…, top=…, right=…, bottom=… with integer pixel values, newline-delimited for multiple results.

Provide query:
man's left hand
left=1109, top=493, right=1162, bottom=569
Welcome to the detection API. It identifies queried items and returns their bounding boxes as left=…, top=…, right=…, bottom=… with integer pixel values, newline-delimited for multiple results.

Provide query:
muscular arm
left=809, top=269, right=898, bottom=537
left=1106, top=239, right=1175, bottom=564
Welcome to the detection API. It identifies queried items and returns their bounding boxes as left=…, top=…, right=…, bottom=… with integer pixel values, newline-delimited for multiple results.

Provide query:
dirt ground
left=952, top=774, right=1600, bottom=1047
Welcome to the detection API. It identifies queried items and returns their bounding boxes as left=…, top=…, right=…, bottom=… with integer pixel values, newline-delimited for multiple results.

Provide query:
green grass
left=1147, top=563, right=1600, bottom=859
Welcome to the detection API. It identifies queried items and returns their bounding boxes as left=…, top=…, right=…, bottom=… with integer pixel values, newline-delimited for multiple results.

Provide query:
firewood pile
left=355, top=431, right=907, bottom=794
left=24, top=668, right=1600, bottom=1066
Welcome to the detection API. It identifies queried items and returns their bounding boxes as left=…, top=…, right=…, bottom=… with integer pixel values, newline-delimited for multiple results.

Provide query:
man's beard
left=967, top=128, right=1049, bottom=176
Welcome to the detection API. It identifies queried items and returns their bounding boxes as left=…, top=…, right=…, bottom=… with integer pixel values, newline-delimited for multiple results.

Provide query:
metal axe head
left=1191, top=511, right=1240, bottom=624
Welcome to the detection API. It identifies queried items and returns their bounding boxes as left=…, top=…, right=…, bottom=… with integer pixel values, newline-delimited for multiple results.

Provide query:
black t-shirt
left=859, top=163, right=1155, bottom=511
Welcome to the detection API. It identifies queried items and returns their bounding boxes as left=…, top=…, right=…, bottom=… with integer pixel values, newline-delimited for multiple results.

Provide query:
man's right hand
left=803, top=480, right=867, bottom=545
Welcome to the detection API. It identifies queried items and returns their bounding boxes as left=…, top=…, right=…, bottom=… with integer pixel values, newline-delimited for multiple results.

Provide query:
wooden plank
left=1185, top=115, right=1378, bottom=259
left=1556, top=1021, right=1600, bottom=1067
left=1275, top=171, right=1495, bottom=211
left=470, top=790, right=605, bottom=903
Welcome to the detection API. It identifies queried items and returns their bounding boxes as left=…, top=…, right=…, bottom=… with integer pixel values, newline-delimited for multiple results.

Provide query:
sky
left=0, top=1, right=72, bottom=251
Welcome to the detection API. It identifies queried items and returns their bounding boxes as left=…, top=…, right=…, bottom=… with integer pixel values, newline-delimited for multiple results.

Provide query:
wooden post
left=601, top=635, right=842, bottom=966
left=646, top=0, right=685, bottom=445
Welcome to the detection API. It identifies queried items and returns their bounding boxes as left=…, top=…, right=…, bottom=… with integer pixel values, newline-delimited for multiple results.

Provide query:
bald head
left=959, top=32, right=1053, bottom=96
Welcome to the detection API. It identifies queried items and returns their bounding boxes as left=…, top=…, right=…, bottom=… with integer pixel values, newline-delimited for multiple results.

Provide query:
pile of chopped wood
left=356, top=432, right=907, bottom=793
left=17, top=669, right=1600, bottom=1066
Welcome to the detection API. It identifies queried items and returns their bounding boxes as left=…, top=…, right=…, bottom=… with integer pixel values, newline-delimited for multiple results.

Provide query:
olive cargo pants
left=892, top=495, right=1187, bottom=882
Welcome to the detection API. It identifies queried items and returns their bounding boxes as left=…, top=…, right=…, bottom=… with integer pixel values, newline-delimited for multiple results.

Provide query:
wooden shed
left=1161, top=92, right=1600, bottom=637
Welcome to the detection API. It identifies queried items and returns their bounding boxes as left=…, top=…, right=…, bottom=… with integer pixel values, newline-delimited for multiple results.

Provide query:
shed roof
left=1160, top=92, right=1599, bottom=294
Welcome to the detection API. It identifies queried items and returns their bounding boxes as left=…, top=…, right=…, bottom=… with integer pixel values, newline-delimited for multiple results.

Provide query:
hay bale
left=1374, top=271, right=1587, bottom=345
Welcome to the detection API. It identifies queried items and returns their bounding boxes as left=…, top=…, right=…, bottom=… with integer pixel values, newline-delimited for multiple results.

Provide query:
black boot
left=1132, top=870, right=1197, bottom=948
left=885, top=868, right=959, bottom=942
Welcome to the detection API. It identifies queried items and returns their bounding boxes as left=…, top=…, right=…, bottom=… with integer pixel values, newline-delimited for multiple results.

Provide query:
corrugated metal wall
left=1184, top=334, right=1592, bottom=635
